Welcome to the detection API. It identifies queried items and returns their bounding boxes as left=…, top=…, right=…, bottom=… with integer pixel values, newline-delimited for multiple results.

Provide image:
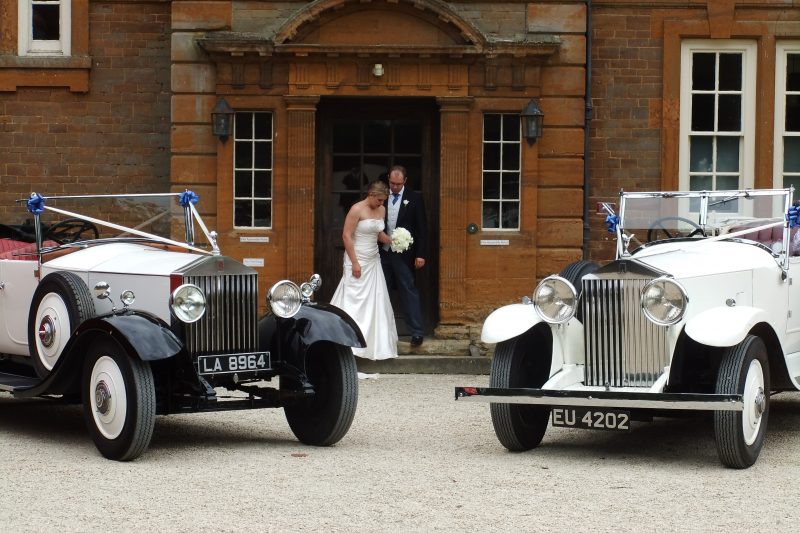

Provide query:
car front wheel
left=490, top=331, right=551, bottom=451
left=714, top=334, right=770, bottom=468
left=281, top=342, right=358, bottom=446
left=82, top=337, right=156, bottom=461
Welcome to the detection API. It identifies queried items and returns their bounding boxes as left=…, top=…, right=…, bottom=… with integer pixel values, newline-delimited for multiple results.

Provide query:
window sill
left=0, top=55, right=91, bottom=92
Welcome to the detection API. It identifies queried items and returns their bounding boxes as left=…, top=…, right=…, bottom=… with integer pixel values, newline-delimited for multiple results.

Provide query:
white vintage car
left=457, top=188, right=800, bottom=468
left=0, top=191, right=364, bottom=460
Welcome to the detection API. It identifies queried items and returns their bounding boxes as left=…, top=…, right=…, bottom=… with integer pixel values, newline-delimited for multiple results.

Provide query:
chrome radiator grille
left=582, top=277, right=669, bottom=387
left=183, top=272, right=258, bottom=355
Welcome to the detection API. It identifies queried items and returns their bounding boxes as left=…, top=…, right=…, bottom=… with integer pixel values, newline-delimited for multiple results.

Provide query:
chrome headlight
left=268, top=280, right=302, bottom=318
left=533, top=275, right=578, bottom=324
left=641, top=277, right=688, bottom=326
left=170, top=284, right=206, bottom=323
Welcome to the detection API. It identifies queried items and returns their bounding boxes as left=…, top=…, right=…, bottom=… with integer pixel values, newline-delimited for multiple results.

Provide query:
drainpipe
left=582, top=0, right=593, bottom=259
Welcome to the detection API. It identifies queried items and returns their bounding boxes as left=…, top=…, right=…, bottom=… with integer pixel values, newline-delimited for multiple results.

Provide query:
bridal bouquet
left=391, top=227, right=414, bottom=253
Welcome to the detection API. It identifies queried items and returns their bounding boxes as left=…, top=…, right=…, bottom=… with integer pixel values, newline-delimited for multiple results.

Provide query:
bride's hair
left=367, top=179, right=389, bottom=197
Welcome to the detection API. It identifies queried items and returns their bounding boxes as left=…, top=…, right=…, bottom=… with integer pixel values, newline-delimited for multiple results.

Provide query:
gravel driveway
left=1, top=374, right=799, bottom=532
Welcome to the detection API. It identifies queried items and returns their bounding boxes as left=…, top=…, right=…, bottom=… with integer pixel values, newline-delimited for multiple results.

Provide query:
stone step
left=356, top=355, right=491, bottom=375
left=355, top=337, right=492, bottom=374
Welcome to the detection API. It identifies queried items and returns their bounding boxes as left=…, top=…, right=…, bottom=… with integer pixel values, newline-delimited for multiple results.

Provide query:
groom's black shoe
left=411, top=335, right=424, bottom=346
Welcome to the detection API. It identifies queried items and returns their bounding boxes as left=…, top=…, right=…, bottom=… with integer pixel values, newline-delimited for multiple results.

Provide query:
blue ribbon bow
left=179, top=190, right=199, bottom=207
left=787, top=203, right=800, bottom=228
left=27, top=193, right=46, bottom=215
left=605, top=214, right=620, bottom=233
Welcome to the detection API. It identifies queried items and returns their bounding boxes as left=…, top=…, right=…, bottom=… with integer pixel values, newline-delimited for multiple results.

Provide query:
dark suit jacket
left=387, top=189, right=428, bottom=266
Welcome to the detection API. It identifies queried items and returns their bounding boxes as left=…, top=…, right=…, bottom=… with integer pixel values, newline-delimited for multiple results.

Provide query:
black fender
left=259, top=302, right=365, bottom=367
left=15, top=310, right=183, bottom=398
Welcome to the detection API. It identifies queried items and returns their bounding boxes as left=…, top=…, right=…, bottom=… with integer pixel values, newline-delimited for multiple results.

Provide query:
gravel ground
left=1, top=374, right=799, bottom=532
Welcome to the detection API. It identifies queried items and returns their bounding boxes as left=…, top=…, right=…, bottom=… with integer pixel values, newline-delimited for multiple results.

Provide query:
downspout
left=582, top=0, right=593, bottom=259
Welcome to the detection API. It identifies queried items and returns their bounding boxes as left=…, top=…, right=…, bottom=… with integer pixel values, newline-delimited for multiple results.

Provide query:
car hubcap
left=743, top=359, right=765, bottom=446
left=38, top=316, right=56, bottom=348
left=95, top=380, right=112, bottom=415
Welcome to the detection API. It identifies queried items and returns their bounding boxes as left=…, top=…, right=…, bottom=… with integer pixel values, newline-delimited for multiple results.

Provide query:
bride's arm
left=342, top=205, right=362, bottom=278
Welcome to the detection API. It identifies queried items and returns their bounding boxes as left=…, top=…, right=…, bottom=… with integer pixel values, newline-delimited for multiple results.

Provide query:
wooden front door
left=315, top=97, right=439, bottom=336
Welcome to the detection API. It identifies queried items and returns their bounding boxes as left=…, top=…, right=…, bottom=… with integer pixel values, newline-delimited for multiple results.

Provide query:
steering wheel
left=646, top=216, right=706, bottom=242
left=44, top=218, right=100, bottom=244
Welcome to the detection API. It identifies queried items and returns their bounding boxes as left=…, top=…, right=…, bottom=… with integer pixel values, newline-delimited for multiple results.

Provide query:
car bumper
left=454, top=386, right=744, bottom=411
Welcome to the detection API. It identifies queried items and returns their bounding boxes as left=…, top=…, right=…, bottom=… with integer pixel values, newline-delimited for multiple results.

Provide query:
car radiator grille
left=582, top=277, right=669, bottom=388
left=183, top=273, right=258, bottom=355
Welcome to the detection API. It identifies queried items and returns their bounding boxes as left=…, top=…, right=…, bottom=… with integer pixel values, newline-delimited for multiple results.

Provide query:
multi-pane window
left=233, top=112, right=273, bottom=228
left=680, top=41, right=756, bottom=208
left=18, top=0, right=71, bottom=56
left=482, top=113, right=521, bottom=229
left=775, top=43, right=800, bottom=197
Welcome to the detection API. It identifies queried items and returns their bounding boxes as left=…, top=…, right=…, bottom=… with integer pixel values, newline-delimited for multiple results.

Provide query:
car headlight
left=641, top=277, right=688, bottom=326
left=170, top=284, right=206, bottom=323
left=268, top=280, right=302, bottom=318
left=533, top=275, right=578, bottom=324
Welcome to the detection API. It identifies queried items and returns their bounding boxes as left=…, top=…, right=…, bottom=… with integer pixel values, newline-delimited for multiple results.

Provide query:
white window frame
left=18, top=0, right=72, bottom=57
left=233, top=112, right=274, bottom=230
left=481, top=113, right=522, bottom=231
left=679, top=40, right=757, bottom=192
left=774, top=42, right=800, bottom=193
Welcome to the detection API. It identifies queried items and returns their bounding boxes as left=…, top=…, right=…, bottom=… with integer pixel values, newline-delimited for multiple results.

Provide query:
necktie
left=392, top=193, right=400, bottom=205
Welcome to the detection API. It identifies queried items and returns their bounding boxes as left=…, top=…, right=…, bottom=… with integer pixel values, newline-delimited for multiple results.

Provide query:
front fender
left=684, top=306, right=770, bottom=347
left=16, top=311, right=182, bottom=398
left=259, top=302, right=366, bottom=365
left=481, top=303, right=544, bottom=344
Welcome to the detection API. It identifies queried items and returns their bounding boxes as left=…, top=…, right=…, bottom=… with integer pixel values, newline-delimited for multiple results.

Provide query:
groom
left=381, top=165, right=428, bottom=346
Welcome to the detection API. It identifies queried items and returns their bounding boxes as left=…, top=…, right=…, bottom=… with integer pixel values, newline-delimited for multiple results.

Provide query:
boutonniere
left=403, top=199, right=409, bottom=206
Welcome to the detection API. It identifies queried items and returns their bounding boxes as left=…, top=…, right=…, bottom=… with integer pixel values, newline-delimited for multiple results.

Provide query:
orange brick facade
left=2, top=1, right=799, bottom=334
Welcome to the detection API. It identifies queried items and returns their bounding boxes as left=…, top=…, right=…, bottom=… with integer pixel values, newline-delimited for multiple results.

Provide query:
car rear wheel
left=82, top=337, right=156, bottom=461
left=490, top=331, right=551, bottom=451
left=28, top=271, right=95, bottom=378
left=714, top=335, right=770, bottom=469
left=281, top=342, right=358, bottom=446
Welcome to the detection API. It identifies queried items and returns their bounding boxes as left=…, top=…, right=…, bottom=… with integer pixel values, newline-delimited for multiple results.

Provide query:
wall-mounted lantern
left=520, top=99, right=544, bottom=145
left=211, top=97, right=234, bottom=141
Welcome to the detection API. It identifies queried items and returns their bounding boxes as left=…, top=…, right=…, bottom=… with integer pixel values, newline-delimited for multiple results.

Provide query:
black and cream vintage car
left=457, top=188, right=800, bottom=468
left=0, top=191, right=364, bottom=460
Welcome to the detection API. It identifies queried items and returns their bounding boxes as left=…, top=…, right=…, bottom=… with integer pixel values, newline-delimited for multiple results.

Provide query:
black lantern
left=211, top=97, right=234, bottom=141
left=520, top=99, right=544, bottom=145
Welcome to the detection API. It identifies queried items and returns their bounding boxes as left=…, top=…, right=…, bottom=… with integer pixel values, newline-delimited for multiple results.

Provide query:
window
left=233, top=112, right=273, bottom=228
left=679, top=41, right=756, bottom=203
left=18, top=0, right=71, bottom=56
left=775, top=43, right=800, bottom=198
left=482, top=113, right=521, bottom=229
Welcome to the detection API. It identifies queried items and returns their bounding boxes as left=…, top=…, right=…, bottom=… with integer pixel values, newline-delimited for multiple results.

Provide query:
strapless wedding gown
left=331, top=218, right=398, bottom=360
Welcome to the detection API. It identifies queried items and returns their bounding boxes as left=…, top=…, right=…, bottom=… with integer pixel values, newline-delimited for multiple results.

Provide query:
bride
left=331, top=180, right=398, bottom=360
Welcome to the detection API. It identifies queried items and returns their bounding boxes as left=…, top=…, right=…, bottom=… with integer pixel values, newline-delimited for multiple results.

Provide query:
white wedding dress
left=331, top=218, right=398, bottom=360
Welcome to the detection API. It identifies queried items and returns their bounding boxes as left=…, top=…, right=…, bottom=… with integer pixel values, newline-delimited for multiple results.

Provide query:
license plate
left=551, top=406, right=631, bottom=431
left=196, top=352, right=271, bottom=375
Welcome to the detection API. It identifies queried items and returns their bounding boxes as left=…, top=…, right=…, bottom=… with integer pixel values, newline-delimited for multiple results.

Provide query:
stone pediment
left=198, top=0, right=559, bottom=60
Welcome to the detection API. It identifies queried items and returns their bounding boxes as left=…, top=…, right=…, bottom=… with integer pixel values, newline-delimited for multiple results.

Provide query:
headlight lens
left=268, top=280, right=302, bottom=318
left=641, top=277, right=688, bottom=325
left=533, top=275, right=578, bottom=324
left=170, top=284, right=206, bottom=323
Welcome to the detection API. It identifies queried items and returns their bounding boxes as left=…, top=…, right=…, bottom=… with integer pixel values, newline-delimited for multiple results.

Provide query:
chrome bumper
left=454, top=387, right=744, bottom=411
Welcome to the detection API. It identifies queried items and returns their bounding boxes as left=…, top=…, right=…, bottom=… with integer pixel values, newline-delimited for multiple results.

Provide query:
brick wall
left=0, top=1, right=171, bottom=223
left=588, top=5, right=664, bottom=262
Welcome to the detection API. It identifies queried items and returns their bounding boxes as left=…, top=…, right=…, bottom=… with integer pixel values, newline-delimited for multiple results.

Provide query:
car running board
left=0, top=372, right=41, bottom=392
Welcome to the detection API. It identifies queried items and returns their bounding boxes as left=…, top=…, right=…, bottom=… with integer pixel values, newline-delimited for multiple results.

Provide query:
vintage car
left=457, top=188, right=800, bottom=468
left=0, top=191, right=364, bottom=460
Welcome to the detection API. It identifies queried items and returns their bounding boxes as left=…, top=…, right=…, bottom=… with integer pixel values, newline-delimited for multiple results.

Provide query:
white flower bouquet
left=391, top=227, right=414, bottom=253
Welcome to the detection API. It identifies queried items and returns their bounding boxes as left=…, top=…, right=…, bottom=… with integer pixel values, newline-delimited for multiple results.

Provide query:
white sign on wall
left=243, top=258, right=265, bottom=267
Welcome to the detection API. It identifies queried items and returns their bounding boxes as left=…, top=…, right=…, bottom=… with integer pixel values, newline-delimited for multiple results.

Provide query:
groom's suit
left=381, top=187, right=428, bottom=339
